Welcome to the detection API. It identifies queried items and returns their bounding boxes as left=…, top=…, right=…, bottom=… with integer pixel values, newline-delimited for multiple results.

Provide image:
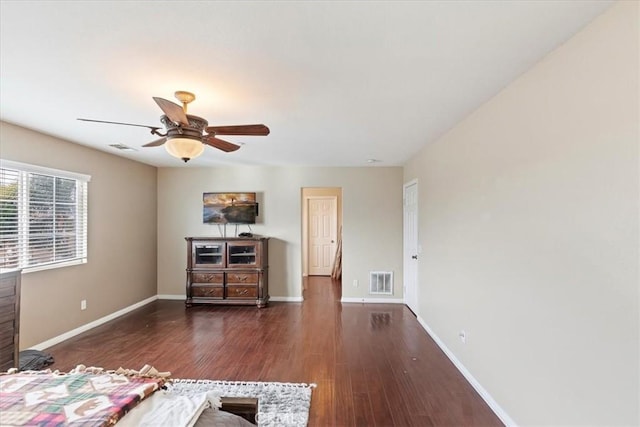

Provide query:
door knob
left=411, top=255, right=418, bottom=259
left=331, top=240, right=335, bottom=243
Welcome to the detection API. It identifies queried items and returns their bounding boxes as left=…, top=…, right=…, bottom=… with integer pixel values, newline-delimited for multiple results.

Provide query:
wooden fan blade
left=153, top=97, right=189, bottom=126
left=142, top=137, right=167, bottom=147
left=203, top=135, right=241, bottom=152
left=77, top=118, right=161, bottom=132
left=205, top=124, right=270, bottom=136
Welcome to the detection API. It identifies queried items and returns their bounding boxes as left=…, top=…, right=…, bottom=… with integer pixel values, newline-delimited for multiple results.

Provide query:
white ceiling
left=0, top=1, right=613, bottom=168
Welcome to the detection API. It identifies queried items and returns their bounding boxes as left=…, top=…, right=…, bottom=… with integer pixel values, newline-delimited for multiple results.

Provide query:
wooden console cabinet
left=0, top=269, right=21, bottom=371
left=185, top=237, right=269, bottom=308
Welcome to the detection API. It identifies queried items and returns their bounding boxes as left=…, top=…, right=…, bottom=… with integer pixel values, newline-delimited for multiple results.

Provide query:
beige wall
left=0, top=122, right=158, bottom=348
left=157, top=166, right=403, bottom=300
left=404, top=2, right=639, bottom=425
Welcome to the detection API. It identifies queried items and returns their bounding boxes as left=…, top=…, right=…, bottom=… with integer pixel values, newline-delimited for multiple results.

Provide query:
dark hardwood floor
left=47, top=277, right=503, bottom=426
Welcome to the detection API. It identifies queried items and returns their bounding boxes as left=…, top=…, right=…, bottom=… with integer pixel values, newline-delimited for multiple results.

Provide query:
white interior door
left=308, top=197, right=337, bottom=276
left=403, top=181, right=419, bottom=314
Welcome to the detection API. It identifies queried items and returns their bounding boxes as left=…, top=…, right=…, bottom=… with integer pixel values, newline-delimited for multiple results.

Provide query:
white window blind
left=0, top=160, right=90, bottom=271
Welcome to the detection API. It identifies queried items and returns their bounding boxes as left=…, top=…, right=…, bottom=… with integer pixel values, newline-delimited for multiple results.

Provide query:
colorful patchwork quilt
left=0, top=366, right=167, bottom=426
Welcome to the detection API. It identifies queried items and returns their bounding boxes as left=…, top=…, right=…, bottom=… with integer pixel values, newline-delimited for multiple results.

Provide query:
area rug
left=167, top=379, right=316, bottom=427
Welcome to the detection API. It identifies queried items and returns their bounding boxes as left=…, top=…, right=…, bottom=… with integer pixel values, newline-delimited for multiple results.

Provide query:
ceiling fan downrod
left=174, top=91, right=196, bottom=113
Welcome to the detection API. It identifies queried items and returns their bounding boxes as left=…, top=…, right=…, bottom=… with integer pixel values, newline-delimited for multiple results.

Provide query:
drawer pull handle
left=237, top=289, right=248, bottom=295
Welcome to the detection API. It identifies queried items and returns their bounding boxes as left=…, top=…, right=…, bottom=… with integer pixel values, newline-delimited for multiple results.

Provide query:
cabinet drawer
left=0, top=281, right=16, bottom=298
left=0, top=326, right=14, bottom=349
left=191, top=285, right=224, bottom=298
left=0, top=309, right=15, bottom=325
left=226, top=273, right=258, bottom=284
left=0, top=277, right=16, bottom=288
left=0, top=342, right=15, bottom=364
left=192, top=273, right=224, bottom=284
left=0, top=358, right=15, bottom=372
left=0, top=296, right=15, bottom=312
left=0, top=318, right=15, bottom=336
left=226, top=285, right=258, bottom=299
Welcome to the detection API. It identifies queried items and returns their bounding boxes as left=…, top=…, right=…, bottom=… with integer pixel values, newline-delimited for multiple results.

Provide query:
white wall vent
left=369, top=271, right=393, bottom=295
left=109, top=143, right=137, bottom=151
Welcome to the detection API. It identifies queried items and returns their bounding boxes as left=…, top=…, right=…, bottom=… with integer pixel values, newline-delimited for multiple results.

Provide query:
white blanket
left=118, top=389, right=221, bottom=427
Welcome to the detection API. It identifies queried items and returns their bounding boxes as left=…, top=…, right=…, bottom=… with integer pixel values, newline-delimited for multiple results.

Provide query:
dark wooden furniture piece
left=0, top=269, right=21, bottom=371
left=220, top=397, right=259, bottom=424
left=185, top=237, right=269, bottom=308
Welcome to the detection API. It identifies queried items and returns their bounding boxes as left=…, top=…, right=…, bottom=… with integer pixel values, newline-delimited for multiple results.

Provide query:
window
left=0, top=160, right=90, bottom=271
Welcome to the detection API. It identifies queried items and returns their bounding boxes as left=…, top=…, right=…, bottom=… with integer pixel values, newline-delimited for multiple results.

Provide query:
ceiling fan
left=78, top=91, right=270, bottom=162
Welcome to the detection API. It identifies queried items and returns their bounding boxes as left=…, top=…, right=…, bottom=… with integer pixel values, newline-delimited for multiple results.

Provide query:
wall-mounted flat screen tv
left=203, top=192, right=257, bottom=224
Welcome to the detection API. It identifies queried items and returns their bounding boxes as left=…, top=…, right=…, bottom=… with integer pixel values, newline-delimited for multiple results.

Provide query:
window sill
left=22, top=258, right=87, bottom=274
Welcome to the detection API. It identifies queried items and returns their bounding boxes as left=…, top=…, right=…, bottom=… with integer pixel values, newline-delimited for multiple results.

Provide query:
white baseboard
left=416, top=315, right=517, bottom=427
left=159, top=295, right=303, bottom=303
left=31, top=296, right=158, bottom=351
left=157, top=294, right=184, bottom=300
left=270, top=296, right=303, bottom=302
left=341, top=297, right=404, bottom=304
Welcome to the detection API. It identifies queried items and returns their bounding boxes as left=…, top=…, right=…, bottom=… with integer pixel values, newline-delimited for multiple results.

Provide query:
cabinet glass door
left=227, top=242, right=258, bottom=267
left=193, top=243, right=224, bottom=267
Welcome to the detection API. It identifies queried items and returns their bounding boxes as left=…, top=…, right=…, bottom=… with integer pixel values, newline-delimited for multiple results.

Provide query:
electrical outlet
left=353, top=279, right=359, bottom=287
left=81, top=300, right=87, bottom=311
left=459, top=330, right=466, bottom=344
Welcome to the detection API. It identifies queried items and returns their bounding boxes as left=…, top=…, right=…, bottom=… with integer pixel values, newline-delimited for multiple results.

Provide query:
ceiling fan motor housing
left=160, top=114, right=208, bottom=140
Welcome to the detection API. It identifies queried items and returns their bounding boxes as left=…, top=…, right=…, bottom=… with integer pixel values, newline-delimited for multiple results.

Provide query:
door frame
left=306, top=195, right=338, bottom=276
left=301, top=188, right=342, bottom=281
left=403, top=179, right=419, bottom=314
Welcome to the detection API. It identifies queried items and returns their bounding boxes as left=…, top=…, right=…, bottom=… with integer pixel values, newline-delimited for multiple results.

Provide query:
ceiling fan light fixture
left=165, top=136, right=204, bottom=162
left=79, top=91, right=269, bottom=161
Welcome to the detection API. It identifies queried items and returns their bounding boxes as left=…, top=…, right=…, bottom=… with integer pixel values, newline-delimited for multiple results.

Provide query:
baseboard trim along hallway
left=340, top=297, right=404, bottom=304
left=416, top=314, right=517, bottom=427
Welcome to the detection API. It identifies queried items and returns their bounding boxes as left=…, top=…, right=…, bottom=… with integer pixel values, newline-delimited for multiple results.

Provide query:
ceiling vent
left=109, top=143, right=137, bottom=151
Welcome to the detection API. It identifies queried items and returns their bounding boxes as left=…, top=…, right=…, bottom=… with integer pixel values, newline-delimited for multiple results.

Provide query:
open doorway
left=301, top=188, right=343, bottom=297
left=403, top=180, right=419, bottom=314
